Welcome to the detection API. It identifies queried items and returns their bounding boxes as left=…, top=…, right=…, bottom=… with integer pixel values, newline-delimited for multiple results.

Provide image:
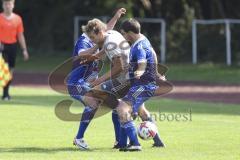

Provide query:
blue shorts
left=67, top=65, right=98, bottom=105
left=122, top=83, right=157, bottom=113
left=67, top=78, right=91, bottom=105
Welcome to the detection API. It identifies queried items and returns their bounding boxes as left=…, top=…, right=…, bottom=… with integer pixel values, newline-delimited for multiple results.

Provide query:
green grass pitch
left=0, top=87, right=240, bottom=160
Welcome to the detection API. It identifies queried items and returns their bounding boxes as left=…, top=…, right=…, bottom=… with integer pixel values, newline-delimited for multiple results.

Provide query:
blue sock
left=146, top=117, right=164, bottom=145
left=118, top=126, right=128, bottom=148
left=123, top=121, right=140, bottom=146
left=76, top=106, right=96, bottom=139
left=112, top=110, right=120, bottom=143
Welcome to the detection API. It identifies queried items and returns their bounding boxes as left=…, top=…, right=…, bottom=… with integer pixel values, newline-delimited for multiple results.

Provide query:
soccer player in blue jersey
left=117, top=18, right=165, bottom=151
left=79, top=18, right=165, bottom=150
left=68, top=8, right=126, bottom=150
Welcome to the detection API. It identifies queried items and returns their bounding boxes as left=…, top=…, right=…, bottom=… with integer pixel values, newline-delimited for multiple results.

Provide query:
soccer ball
left=137, top=121, right=158, bottom=140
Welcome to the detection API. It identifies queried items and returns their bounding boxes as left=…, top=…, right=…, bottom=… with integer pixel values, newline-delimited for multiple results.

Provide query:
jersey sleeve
left=135, top=44, right=147, bottom=63
left=17, top=16, right=24, bottom=33
left=75, top=41, right=92, bottom=55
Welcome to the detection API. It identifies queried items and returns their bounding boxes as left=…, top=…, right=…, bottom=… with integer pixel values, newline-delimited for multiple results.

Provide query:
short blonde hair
left=82, top=18, right=107, bottom=35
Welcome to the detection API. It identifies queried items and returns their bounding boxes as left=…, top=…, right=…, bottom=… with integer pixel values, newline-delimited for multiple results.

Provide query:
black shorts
left=2, top=43, right=17, bottom=68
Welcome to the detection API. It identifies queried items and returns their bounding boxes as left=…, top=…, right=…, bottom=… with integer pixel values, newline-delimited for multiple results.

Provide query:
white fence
left=192, top=19, right=240, bottom=66
left=74, top=17, right=240, bottom=66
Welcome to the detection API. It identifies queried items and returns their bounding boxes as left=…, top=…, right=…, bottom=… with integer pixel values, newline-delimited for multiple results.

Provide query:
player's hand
left=79, top=59, right=88, bottom=65
left=88, top=54, right=100, bottom=61
left=75, top=54, right=90, bottom=64
left=23, top=50, right=29, bottom=61
left=115, top=8, right=126, bottom=19
left=77, top=53, right=91, bottom=60
left=78, top=54, right=99, bottom=64
left=134, top=70, right=144, bottom=79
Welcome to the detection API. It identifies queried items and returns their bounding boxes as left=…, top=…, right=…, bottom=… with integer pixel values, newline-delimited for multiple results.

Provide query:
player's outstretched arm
left=92, top=49, right=106, bottom=59
left=74, top=45, right=99, bottom=61
left=80, top=49, right=105, bottom=64
left=77, top=48, right=106, bottom=64
left=106, top=8, right=126, bottom=30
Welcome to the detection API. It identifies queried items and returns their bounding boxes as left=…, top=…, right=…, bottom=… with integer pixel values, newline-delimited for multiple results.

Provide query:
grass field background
left=15, top=54, right=240, bottom=84
left=1, top=87, right=240, bottom=160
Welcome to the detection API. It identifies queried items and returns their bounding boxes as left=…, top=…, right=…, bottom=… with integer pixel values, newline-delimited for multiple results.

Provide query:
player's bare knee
left=117, top=101, right=132, bottom=123
left=83, top=95, right=100, bottom=109
left=119, top=111, right=131, bottom=123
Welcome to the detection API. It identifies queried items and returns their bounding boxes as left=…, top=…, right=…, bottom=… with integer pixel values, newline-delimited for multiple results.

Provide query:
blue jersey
left=123, top=36, right=157, bottom=113
left=129, top=36, right=157, bottom=86
left=67, top=34, right=99, bottom=102
left=68, top=33, right=98, bottom=83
